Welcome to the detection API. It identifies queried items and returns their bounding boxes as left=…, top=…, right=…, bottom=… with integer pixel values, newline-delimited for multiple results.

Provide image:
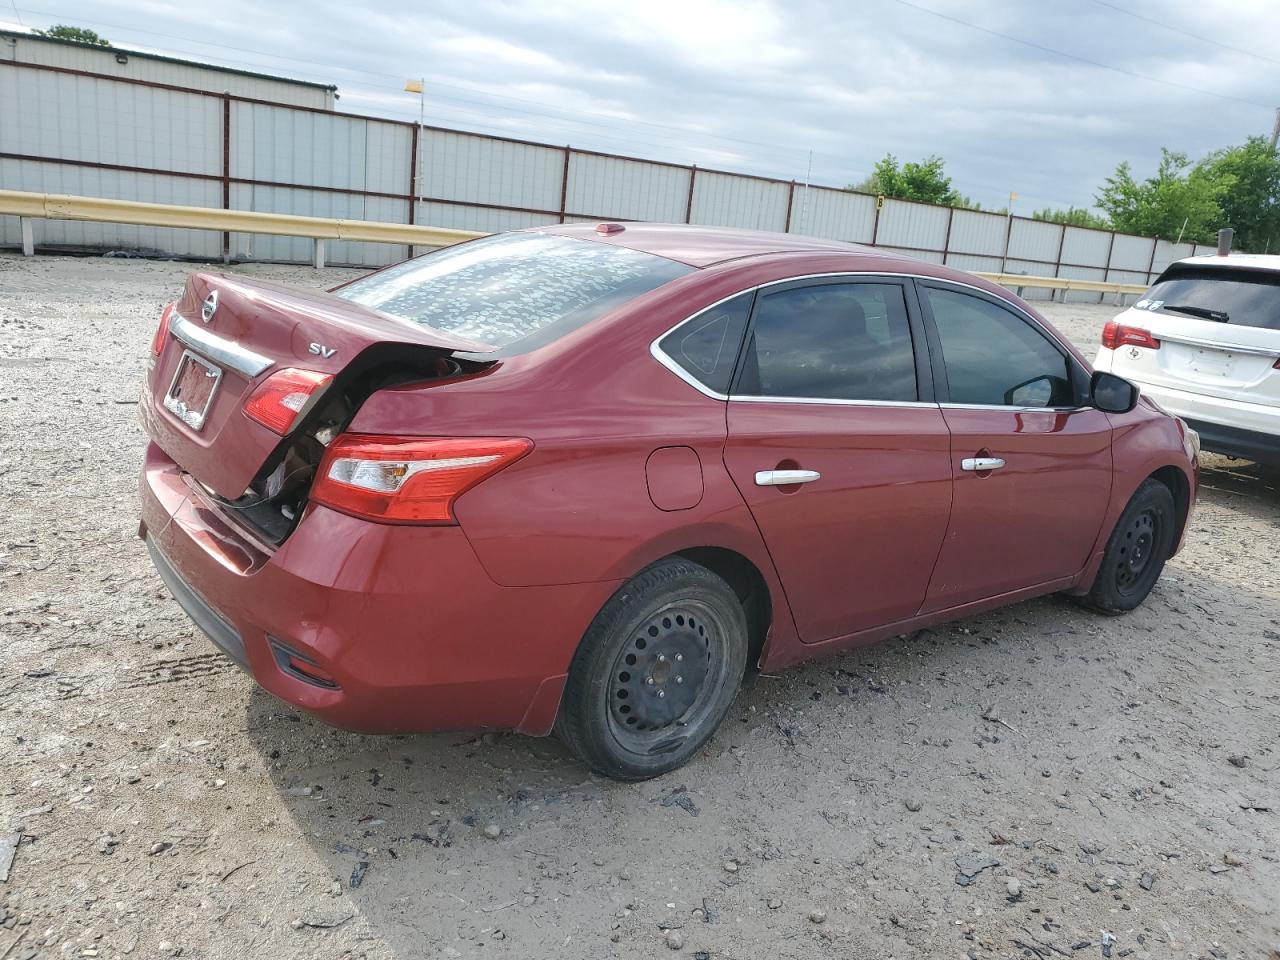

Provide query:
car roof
left=533, top=222, right=925, bottom=269
left=1173, top=253, right=1280, bottom=274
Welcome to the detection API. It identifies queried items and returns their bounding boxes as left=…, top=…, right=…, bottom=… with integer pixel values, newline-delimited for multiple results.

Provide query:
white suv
left=1095, top=254, right=1280, bottom=466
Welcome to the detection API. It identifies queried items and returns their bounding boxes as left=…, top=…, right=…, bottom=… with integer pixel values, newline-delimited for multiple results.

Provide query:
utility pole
left=404, top=78, right=425, bottom=252
left=1271, top=107, right=1280, bottom=150
left=799, top=150, right=813, bottom=236
left=1000, top=190, right=1017, bottom=273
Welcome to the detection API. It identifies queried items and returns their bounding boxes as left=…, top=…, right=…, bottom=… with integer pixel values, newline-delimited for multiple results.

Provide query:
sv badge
left=308, top=342, right=337, bottom=360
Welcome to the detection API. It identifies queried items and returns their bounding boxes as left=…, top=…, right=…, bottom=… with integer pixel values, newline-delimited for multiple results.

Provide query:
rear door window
left=1136, top=267, right=1280, bottom=330
left=923, top=287, right=1075, bottom=407
left=734, top=282, right=918, bottom=402
left=338, top=232, right=693, bottom=352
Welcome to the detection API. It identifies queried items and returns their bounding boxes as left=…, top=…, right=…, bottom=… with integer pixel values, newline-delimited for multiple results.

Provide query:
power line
left=1084, top=0, right=1280, bottom=69
left=887, top=0, right=1272, bottom=110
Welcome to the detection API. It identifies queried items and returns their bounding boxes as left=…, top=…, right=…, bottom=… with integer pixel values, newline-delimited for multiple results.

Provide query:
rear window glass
left=1137, top=267, right=1280, bottom=331
left=336, top=232, right=692, bottom=351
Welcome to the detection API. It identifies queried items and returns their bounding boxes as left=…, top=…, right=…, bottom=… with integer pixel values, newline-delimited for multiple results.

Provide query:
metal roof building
left=0, top=28, right=336, bottom=109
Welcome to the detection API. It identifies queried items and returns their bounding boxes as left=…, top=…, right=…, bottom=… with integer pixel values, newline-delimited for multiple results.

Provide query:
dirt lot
left=1, top=253, right=1278, bottom=960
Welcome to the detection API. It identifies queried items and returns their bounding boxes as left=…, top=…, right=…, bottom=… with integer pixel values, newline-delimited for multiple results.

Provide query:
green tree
left=33, top=25, right=110, bottom=46
left=1194, top=136, right=1280, bottom=253
left=1032, top=206, right=1110, bottom=229
left=850, top=153, right=961, bottom=206
left=1095, top=149, right=1221, bottom=242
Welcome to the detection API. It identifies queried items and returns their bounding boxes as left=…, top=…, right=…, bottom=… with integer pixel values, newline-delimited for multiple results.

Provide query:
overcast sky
left=4, top=0, right=1279, bottom=212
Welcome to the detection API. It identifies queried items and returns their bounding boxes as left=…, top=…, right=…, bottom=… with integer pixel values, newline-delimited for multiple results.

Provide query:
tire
left=556, top=558, right=748, bottom=781
left=1082, top=478, right=1176, bottom=614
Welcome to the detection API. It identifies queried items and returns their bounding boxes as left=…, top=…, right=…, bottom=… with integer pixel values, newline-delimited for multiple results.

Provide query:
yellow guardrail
left=975, top=271, right=1147, bottom=296
left=0, top=189, right=484, bottom=261
left=1, top=189, right=1148, bottom=295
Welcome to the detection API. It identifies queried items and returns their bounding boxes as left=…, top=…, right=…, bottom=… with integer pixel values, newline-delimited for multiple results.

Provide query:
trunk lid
left=145, top=271, right=493, bottom=499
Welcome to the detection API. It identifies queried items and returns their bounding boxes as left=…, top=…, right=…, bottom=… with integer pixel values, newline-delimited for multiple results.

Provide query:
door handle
left=961, top=457, right=1006, bottom=472
left=755, top=469, right=821, bottom=486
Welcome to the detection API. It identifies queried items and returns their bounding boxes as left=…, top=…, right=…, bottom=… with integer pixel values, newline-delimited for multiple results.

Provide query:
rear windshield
left=1137, top=266, right=1280, bottom=331
left=337, top=232, right=693, bottom=351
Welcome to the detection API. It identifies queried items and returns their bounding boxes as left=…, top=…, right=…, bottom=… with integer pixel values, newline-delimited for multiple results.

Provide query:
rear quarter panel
left=347, top=261, right=812, bottom=655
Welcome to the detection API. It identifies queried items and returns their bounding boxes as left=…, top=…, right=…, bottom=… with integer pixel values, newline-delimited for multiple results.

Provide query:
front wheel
left=1082, top=478, right=1177, bottom=614
left=556, top=558, right=748, bottom=781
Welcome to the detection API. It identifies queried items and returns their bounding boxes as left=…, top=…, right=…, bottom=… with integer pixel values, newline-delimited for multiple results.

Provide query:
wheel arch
left=1149, top=463, right=1192, bottom=549
left=675, top=546, right=773, bottom=674
left=1067, top=452, right=1195, bottom=597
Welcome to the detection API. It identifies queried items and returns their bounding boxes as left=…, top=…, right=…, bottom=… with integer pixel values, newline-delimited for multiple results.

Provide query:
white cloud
left=8, top=0, right=1280, bottom=211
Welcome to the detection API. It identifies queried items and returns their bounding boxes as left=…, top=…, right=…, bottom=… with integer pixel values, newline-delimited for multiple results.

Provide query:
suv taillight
left=1102, top=321, right=1160, bottom=351
left=151, top=303, right=175, bottom=357
left=243, top=368, right=332, bottom=434
left=311, top=435, right=532, bottom=524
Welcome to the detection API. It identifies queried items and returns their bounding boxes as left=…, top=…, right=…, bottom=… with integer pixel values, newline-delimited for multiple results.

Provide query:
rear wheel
left=1082, top=478, right=1176, bottom=614
left=556, top=558, right=747, bottom=781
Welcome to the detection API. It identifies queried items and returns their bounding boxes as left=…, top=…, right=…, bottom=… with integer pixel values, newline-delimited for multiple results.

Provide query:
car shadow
left=1195, top=453, right=1280, bottom=523
left=239, top=533, right=1275, bottom=958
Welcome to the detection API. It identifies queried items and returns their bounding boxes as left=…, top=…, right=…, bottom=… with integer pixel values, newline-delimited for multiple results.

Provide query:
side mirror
left=1091, top=371, right=1139, bottom=413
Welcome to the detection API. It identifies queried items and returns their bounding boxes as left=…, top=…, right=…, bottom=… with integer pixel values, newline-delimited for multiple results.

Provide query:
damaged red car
left=139, top=224, right=1198, bottom=780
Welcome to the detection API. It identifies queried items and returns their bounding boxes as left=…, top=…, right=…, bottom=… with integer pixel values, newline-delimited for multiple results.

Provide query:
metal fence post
left=313, top=238, right=325, bottom=270
left=1102, top=230, right=1117, bottom=305
left=1052, top=226, right=1066, bottom=301
left=559, top=146, right=571, bottom=223
left=221, top=93, right=231, bottom=263
left=407, top=123, right=419, bottom=258
left=19, top=216, right=33, bottom=256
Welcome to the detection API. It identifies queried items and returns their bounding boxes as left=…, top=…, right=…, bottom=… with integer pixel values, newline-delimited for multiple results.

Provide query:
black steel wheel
left=556, top=558, right=748, bottom=781
left=1083, top=478, right=1177, bottom=614
left=1114, top=507, right=1159, bottom=597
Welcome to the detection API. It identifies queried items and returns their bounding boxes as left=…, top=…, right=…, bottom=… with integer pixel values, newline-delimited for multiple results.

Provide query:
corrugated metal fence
left=0, top=58, right=1216, bottom=299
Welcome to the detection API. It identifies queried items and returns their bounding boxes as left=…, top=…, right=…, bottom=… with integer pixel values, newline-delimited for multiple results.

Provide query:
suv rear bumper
left=138, top=441, right=617, bottom=735
left=1181, top=418, right=1280, bottom=466
left=1105, top=371, right=1280, bottom=460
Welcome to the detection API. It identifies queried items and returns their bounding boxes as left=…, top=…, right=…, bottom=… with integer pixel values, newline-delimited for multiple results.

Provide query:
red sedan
left=138, top=224, right=1198, bottom=780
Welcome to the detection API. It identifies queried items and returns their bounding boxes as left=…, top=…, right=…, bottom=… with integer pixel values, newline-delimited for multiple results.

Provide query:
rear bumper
left=1182, top=418, right=1280, bottom=466
left=1100, top=361, right=1280, bottom=449
left=138, top=441, right=617, bottom=735
left=145, top=536, right=249, bottom=671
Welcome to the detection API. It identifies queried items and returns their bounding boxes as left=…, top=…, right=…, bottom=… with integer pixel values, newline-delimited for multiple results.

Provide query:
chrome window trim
left=1152, top=330, right=1280, bottom=358
left=938, top=402, right=1089, bottom=413
left=649, top=271, right=1082, bottom=407
left=728, top=394, right=939, bottom=409
left=648, top=289, right=749, bottom=401
left=170, top=312, right=274, bottom=379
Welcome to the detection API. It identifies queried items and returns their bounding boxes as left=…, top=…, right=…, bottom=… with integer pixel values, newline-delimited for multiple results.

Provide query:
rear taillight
left=151, top=303, right=175, bottom=357
left=311, top=434, right=533, bottom=524
left=1102, top=321, right=1160, bottom=351
left=243, top=368, right=332, bottom=434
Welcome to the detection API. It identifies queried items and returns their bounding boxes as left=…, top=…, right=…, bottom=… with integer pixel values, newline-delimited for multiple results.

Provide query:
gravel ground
left=1, top=253, right=1278, bottom=960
